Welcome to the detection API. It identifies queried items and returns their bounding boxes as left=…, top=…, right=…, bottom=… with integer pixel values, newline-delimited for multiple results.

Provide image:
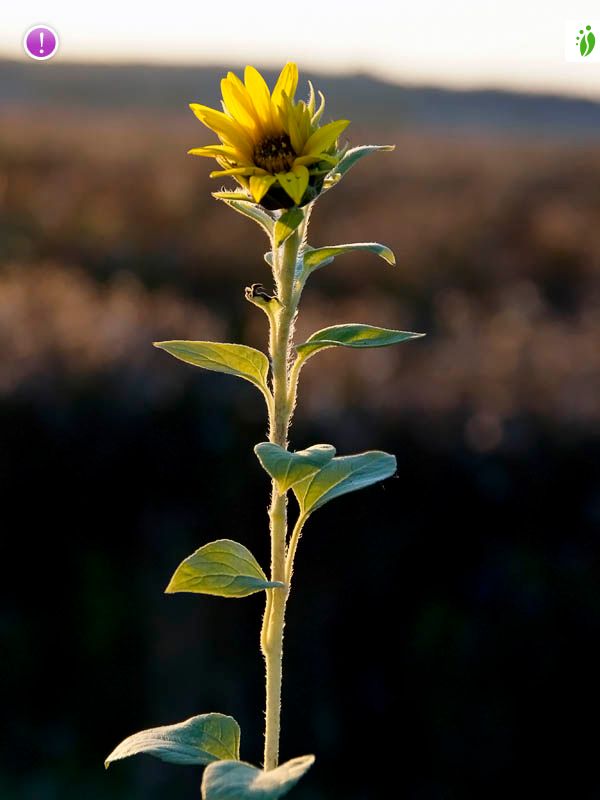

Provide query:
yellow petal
left=209, top=166, right=262, bottom=178
left=272, top=63, right=299, bottom=107
left=244, top=66, right=273, bottom=131
left=250, top=174, right=277, bottom=203
left=189, top=103, right=254, bottom=159
left=276, top=164, right=309, bottom=205
left=221, top=75, right=262, bottom=135
left=271, top=98, right=287, bottom=130
left=188, top=144, right=245, bottom=160
left=296, top=102, right=312, bottom=145
left=285, top=96, right=305, bottom=154
left=302, top=119, right=350, bottom=157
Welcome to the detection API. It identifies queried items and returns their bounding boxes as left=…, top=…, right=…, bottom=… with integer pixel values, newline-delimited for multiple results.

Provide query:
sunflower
left=188, top=63, right=350, bottom=209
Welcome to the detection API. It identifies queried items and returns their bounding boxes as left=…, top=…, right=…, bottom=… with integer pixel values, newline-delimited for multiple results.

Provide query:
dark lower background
left=1, top=62, right=600, bottom=799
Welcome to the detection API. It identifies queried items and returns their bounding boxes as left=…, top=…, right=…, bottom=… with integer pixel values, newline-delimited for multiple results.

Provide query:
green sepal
left=254, top=442, right=336, bottom=494
left=296, top=323, right=424, bottom=361
left=214, top=195, right=274, bottom=238
left=323, top=145, right=395, bottom=189
left=105, top=713, right=240, bottom=768
left=274, top=208, right=304, bottom=248
left=165, top=539, right=284, bottom=598
left=303, top=242, right=395, bottom=273
left=293, top=450, right=397, bottom=516
left=202, top=755, right=315, bottom=800
left=154, top=341, right=270, bottom=395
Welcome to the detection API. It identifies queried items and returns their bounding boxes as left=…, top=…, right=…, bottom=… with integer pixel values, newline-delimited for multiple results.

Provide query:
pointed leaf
left=202, top=755, right=315, bottom=800
left=215, top=197, right=274, bottom=237
left=105, top=713, right=240, bottom=768
left=293, top=451, right=397, bottom=515
left=324, top=145, right=395, bottom=188
left=166, top=539, right=283, bottom=598
left=274, top=208, right=304, bottom=248
left=296, top=323, right=425, bottom=360
left=303, top=242, right=395, bottom=272
left=154, top=341, right=270, bottom=394
left=254, top=442, right=336, bottom=494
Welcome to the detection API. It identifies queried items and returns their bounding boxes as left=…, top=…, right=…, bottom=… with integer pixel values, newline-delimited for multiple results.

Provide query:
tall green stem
left=261, top=223, right=302, bottom=771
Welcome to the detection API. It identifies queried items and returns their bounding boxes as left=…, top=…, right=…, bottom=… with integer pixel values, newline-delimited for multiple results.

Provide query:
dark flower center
left=253, top=134, right=296, bottom=174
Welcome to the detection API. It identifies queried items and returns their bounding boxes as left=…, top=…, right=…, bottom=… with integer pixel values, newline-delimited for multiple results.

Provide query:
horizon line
left=2, top=56, right=600, bottom=105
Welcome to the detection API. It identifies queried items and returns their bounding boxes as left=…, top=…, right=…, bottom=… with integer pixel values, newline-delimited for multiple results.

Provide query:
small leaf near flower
left=323, top=144, right=395, bottom=189
left=214, top=196, right=275, bottom=237
left=303, top=242, right=395, bottom=273
left=274, top=208, right=304, bottom=248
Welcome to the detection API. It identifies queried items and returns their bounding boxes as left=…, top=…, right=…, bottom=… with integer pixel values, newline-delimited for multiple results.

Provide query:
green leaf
left=274, top=208, right=304, bottom=248
left=582, top=30, right=595, bottom=56
left=303, top=242, right=395, bottom=273
left=215, top=196, right=274, bottom=238
left=296, top=323, right=425, bottom=360
left=154, top=341, right=270, bottom=394
left=293, top=451, right=397, bottom=516
left=202, top=755, right=315, bottom=800
left=165, top=539, right=283, bottom=598
left=105, top=713, right=240, bottom=768
left=324, top=145, right=395, bottom=187
left=254, top=442, right=336, bottom=494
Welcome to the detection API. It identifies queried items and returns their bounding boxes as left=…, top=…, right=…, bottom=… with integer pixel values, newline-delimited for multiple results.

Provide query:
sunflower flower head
left=188, top=63, right=350, bottom=209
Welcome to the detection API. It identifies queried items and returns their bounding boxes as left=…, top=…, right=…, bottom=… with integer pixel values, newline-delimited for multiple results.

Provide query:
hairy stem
left=261, top=223, right=303, bottom=770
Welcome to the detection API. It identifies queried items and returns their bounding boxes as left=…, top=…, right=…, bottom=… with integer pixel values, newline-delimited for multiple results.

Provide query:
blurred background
left=1, top=3, right=600, bottom=798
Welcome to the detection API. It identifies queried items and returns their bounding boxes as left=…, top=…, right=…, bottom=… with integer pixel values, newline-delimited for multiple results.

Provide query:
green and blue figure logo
left=576, top=25, right=595, bottom=57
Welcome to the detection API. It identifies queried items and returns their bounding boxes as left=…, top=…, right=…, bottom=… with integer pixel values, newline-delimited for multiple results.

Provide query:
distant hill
left=1, top=59, right=600, bottom=138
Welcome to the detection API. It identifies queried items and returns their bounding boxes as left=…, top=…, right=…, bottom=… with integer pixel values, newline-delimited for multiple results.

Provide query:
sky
left=2, top=0, right=600, bottom=99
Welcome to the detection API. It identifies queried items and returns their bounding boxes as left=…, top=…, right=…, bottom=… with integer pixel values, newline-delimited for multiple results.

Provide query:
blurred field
left=1, top=89, right=600, bottom=799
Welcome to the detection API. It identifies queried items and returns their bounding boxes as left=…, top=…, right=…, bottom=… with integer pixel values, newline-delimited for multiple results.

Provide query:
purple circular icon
left=23, top=25, right=59, bottom=61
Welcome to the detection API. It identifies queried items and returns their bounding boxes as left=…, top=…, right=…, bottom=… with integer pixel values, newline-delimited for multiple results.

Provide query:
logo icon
left=23, top=25, right=59, bottom=61
left=576, top=24, right=595, bottom=57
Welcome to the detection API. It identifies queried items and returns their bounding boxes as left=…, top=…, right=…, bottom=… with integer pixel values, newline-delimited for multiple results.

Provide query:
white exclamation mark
left=39, top=31, right=44, bottom=54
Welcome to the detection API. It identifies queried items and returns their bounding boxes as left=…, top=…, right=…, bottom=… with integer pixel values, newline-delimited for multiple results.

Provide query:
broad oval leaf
left=296, top=323, right=425, bottom=360
left=215, top=197, right=274, bottom=238
left=105, top=713, right=240, bottom=768
left=165, top=539, right=283, bottom=598
left=154, top=341, right=270, bottom=394
left=303, top=242, right=395, bottom=272
left=202, top=755, right=315, bottom=800
left=323, top=144, right=395, bottom=188
left=254, top=442, right=336, bottom=494
left=293, top=451, right=397, bottom=515
left=274, top=208, right=304, bottom=248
